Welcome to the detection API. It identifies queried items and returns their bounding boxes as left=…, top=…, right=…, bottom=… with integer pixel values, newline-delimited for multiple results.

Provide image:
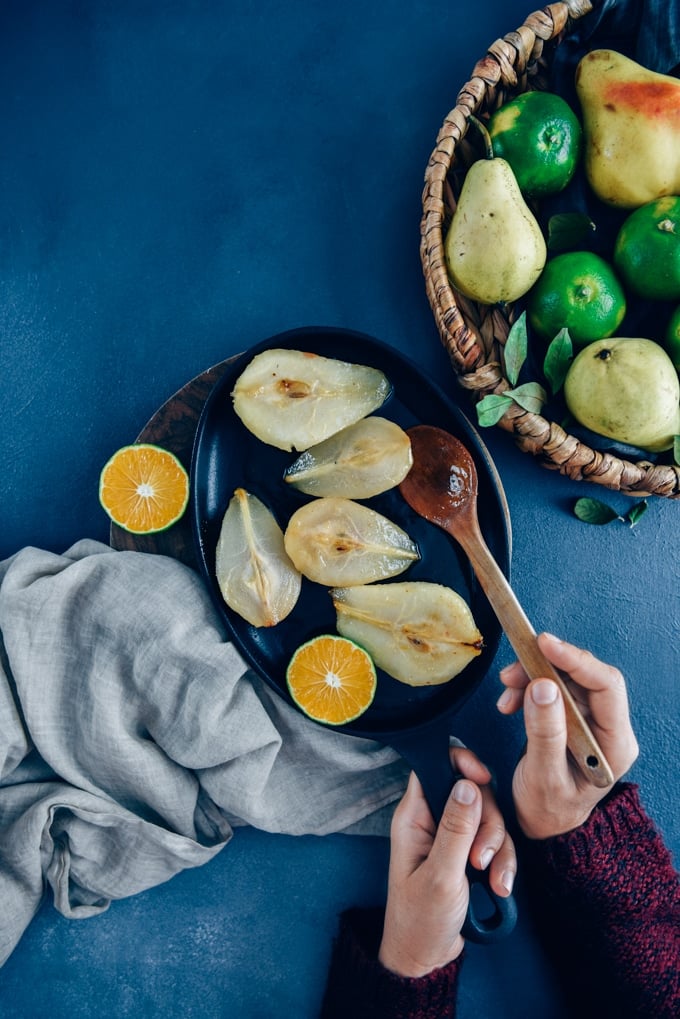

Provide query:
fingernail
left=542, top=632, right=562, bottom=644
left=452, top=780, right=476, bottom=805
left=502, top=869, right=515, bottom=894
left=499, top=664, right=513, bottom=680
left=496, top=688, right=513, bottom=710
left=480, top=848, right=494, bottom=869
left=531, top=679, right=558, bottom=705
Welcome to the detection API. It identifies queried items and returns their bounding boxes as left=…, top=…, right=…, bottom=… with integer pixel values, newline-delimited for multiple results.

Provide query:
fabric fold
left=0, top=540, right=409, bottom=966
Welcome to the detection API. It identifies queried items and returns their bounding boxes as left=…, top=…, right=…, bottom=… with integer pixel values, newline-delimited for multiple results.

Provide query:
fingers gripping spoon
left=399, top=425, right=614, bottom=789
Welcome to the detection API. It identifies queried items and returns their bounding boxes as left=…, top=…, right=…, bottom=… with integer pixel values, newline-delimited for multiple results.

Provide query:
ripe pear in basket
left=420, top=0, right=680, bottom=499
left=443, top=122, right=547, bottom=305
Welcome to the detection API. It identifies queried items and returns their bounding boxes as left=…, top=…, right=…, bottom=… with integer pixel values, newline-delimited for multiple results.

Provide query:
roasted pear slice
left=331, top=581, right=483, bottom=686
left=216, top=488, right=301, bottom=627
left=284, top=497, right=419, bottom=586
left=231, top=348, right=391, bottom=451
left=283, top=417, right=413, bottom=499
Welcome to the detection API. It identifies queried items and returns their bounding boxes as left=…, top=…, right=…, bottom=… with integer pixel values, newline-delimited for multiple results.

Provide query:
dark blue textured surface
left=1, top=2, right=678, bottom=1016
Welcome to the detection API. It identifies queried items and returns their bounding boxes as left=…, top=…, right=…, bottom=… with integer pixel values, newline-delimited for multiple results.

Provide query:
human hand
left=377, top=747, right=516, bottom=978
left=497, top=632, right=639, bottom=840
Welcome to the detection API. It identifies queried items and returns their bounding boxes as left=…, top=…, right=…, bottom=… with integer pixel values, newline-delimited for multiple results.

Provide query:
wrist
left=517, top=782, right=631, bottom=840
left=378, top=934, right=465, bottom=978
left=523, top=782, right=635, bottom=842
left=516, top=802, right=596, bottom=841
left=322, top=909, right=464, bottom=1017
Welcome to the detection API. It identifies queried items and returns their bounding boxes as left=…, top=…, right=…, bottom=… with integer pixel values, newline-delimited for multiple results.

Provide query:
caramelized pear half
left=284, top=497, right=419, bottom=586
left=216, top=488, right=301, bottom=627
left=331, top=581, right=483, bottom=686
left=232, top=348, right=391, bottom=451
left=283, top=417, right=413, bottom=498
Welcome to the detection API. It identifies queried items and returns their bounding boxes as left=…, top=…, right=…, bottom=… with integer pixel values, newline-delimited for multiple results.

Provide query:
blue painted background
left=1, top=2, right=678, bottom=1016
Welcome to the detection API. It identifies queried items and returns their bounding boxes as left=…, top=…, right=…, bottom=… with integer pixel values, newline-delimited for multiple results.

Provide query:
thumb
left=523, top=679, right=570, bottom=780
left=428, top=779, right=482, bottom=883
left=388, top=771, right=438, bottom=878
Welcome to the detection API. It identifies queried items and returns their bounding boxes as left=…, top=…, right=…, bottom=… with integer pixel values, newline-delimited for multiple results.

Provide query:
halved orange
left=286, top=634, right=377, bottom=726
left=99, top=444, right=189, bottom=534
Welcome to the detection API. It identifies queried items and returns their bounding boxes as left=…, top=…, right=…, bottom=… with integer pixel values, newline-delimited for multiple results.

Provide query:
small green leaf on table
left=573, top=497, right=648, bottom=528
left=573, top=498, right=622, bottom=525
left=626, top=500, right=648, bottom=528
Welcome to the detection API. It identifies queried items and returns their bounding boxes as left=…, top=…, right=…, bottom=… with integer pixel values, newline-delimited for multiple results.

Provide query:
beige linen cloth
left=0, top=539, right=409, bottom=966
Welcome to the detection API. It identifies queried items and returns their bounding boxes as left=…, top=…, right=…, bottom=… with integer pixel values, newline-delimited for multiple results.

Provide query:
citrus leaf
left=503, top=312, right=528, bottom=387
left=543, top=328, right=574, bottom=395
left=504, top=381, right=547, bottom=415
left=626, top=500, right=648, bottom=528
left=547, top=213, right=596, bottom=252
left=476, top=393, right=514, bottom=427
left=573, top=497, right=621, bottom=525
left=674, top=435, right=680, bottom=465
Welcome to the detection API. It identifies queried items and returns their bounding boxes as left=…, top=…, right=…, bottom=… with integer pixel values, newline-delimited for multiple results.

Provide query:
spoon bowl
left=399, top=428, right=477, bottom=525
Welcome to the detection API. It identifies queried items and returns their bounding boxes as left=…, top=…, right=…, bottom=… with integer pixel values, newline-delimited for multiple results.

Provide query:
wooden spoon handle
left=508, top=633, right=614, bottom=788
left=457, top=526, right=614, bottom=788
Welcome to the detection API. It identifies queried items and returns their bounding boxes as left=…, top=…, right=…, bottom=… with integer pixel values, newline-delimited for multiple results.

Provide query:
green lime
left=614, top=197, right=680, bottom=301
left=488, top=90, right=582, bottom=197
left=665, top=303, right=680, bottom=370
left=527, top=251, right=627, bottom=346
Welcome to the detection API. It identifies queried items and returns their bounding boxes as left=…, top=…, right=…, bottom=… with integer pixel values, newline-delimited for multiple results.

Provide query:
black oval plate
left=190, top=326, right=511, bottom=740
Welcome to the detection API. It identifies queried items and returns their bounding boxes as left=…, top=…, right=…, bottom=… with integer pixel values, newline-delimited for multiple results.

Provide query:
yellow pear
left=232, top=349, right=391, bottom=450
left=331, top=582, right=482, bottom=687
left=564, top=337, right=680, bottom=452
left=575, top=49, right=680, bottom=209
left=444, top=157, right=547, bottom=304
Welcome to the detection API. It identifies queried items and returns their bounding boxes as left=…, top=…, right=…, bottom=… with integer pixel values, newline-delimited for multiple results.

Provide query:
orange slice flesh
left=99, top=443, right=189, bottom=534
left=286, top=634, right=377, bottom=726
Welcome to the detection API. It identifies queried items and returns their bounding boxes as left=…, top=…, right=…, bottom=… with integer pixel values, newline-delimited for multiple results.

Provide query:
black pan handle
left=388, top=722, right=517, bottom=945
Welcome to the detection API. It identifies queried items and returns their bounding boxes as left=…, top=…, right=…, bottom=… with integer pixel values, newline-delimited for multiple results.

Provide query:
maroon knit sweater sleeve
left=318, top=905, right=462, bottom=1019
left=522, top=782, right=680, bottom=1018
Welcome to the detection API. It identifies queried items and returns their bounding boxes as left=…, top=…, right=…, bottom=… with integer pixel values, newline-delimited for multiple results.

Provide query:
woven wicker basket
left=420, top=0, right=680, bottom=499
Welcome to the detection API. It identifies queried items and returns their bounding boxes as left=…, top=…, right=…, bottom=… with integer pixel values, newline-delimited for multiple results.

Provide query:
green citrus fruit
left=527, top=251, right=627, bottom=346
left=487, top=90, right=582, bottom=197
left=613, top=197, right=680, bottom=301
left=664, top=304, right=680, bottom=370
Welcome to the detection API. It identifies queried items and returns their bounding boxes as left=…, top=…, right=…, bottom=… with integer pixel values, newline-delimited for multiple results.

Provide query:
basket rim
left=420, top=0, right=680, bottom=499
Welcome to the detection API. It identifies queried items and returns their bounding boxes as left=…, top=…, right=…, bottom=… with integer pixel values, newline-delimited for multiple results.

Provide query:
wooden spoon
left=399, top=425, right=614, bottom=788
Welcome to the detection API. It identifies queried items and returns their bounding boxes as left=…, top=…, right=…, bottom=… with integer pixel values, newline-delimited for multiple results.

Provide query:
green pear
left=575, top=49, right=680, bottom=209
left=444, top=156, right=547, bottom=304
left=564, top=337, right=680, bottom=452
